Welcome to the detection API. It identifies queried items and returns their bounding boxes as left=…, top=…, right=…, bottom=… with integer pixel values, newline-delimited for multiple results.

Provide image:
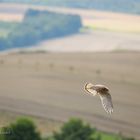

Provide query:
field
left=0, top=3, right=140, bottom=33
left=0, top=13, right=23, bottom=22
left=0, top=2, right=140, bottom=140
left=30, top=29, right=140, bottom=52
left=0, top=52, right=140, bottom=139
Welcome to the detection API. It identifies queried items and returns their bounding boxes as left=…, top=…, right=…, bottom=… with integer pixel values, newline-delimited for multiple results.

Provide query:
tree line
left=0, top=117, right=135, bottom=140
left=0, top=9, right=82, bottom=51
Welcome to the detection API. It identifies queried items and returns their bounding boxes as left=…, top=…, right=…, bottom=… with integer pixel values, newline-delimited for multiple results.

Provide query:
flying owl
left=84, top=83, right=113, bottom=114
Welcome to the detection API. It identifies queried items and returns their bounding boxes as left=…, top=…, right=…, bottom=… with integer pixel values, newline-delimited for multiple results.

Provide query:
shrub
left=2, top=118, right=41, bottom=140
left=49, top=118, right=95, bottom=140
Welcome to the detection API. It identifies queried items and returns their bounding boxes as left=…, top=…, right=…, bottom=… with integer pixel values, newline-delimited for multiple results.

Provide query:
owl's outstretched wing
left=84, top=83, right=97, bottom=96
left=99, top=92, right=113, bottom=114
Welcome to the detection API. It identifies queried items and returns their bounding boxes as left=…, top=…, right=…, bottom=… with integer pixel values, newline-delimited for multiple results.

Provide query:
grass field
left=93, top=131, right=120, bottom=140
left=0, top=52, right=140, bottom=139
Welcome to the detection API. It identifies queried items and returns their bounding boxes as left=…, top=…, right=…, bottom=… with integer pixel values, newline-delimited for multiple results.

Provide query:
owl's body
left=84, top=83, right=113, bottom=114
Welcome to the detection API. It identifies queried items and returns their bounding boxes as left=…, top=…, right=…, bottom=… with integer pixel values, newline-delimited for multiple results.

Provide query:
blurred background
left=0, top=0, right=140, bottom=140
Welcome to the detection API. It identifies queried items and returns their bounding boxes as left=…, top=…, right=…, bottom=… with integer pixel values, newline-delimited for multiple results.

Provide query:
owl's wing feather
left=99, top=92, right=113, bottom=114
left=84, top=83, right=97, bottom=96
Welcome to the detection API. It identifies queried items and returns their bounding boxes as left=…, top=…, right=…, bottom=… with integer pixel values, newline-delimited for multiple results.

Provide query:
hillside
left=0, top=9, right=82, bottom=51
left=0, top=52, right=140, bottom=139
left=1, top=0, right=140, bottom=15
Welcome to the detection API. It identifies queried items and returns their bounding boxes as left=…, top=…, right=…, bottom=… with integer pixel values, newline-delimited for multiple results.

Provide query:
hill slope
left=1, top=0, right=140, bottom=15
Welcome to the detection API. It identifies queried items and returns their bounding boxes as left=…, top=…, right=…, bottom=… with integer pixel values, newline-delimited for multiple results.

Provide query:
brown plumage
left=84, top=83, right=113, bottom=114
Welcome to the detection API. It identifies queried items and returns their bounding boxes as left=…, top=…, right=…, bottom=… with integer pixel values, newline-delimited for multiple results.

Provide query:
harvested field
left=0, top=13, right=23, bottom=22
left=0, top=52, right=140, bottom=139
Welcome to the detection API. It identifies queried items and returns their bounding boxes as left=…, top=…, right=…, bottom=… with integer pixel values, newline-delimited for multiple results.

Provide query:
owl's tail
left=84, top=83, right=97, bottom=96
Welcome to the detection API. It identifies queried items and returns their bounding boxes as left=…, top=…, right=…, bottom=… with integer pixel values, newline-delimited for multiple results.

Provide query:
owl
left=84, top=83, right=113, bottom=114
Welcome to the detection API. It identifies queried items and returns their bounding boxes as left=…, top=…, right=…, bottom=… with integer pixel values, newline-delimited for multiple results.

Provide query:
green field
left=93, top=131, right=121, bottom=140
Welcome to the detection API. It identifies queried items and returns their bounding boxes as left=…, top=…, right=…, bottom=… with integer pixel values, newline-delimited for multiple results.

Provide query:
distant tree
left=2, top=118, right=41, bottom=140
left=49, top=118, right=95, bottom=140
left=0, top=37, right=10, bottom=50
left=6, top=9, right=82, bottom=49
left=8, top=26, right=41, bottom=47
